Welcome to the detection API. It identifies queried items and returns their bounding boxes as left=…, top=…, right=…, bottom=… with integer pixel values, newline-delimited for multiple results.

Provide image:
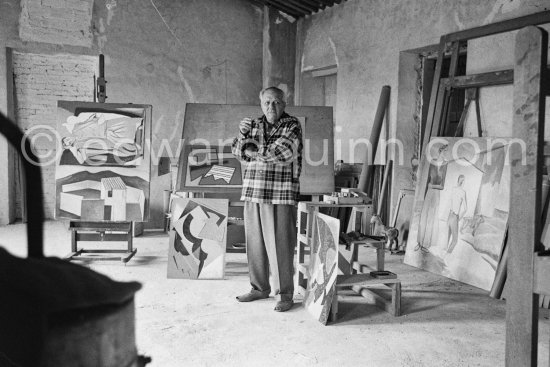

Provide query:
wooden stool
left=348, top=239, right=386, bottom=274
left=331, top=273, right=401, bottom=321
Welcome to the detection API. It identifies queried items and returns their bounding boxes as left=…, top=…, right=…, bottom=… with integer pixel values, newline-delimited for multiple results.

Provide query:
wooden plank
left=421, top=38, right=446, bottom=155
left=442, top=69, right=513, bottom=88
left=336, top=273, right=400, bottom=287
left=75, top=233, right=130, bottom=242
left=439, top=39, right=460, bottom=137
left=69, top=221, right=132, bottom=231
left=429, top=80, right=448, bottom=140
left=445, top=10, right=550, bottom=43
left=505, top=25, right=547, bottom=367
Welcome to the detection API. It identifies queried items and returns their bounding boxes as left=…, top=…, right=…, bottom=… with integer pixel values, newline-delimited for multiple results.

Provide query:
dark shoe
left=274, top=300, right=294, bottom=312
left=236, top=290, right=269, bottom=302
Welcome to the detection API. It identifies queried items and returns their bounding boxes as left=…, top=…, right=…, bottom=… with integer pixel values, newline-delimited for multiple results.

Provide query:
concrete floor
left=2, top=220, right=550, bottom=366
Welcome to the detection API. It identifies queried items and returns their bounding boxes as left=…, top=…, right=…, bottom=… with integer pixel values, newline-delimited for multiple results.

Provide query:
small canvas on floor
left=304, top=212, right=339, bottom=325
left=404, top=138, right=511, bottom=291
left=167, top=198, right=228, bottom=279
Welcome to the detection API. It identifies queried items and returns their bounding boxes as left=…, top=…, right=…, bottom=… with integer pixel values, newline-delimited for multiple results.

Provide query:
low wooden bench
left=65, top=221, right=137, bottom=263
left=331, top=272, right=401, bottom=321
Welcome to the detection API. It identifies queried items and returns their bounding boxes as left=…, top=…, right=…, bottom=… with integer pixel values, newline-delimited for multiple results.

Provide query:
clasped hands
left=239, top=117, right=259, bottom=159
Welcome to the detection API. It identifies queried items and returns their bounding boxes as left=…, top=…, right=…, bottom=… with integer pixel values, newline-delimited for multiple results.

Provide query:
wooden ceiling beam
left=267, top=0, right=308, bottom=16
left=300, top=0, right=326, bottom=9
left=286, top=0, right=317, bottom=12
left=263, top=0, right=303, bottom=18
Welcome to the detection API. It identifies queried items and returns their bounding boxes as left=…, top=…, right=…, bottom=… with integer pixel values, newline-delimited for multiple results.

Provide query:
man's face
left=260, top=90, right=285, bottom=123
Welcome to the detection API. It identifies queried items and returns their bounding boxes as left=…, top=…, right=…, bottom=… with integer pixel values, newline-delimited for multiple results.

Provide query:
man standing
left=447, top=175, right=467, bottom=253
left=232, top=87, right=303, bottom=312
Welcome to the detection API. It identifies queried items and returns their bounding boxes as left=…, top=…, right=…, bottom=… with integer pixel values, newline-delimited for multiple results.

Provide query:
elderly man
left=231, top=86, right=303, bottom=312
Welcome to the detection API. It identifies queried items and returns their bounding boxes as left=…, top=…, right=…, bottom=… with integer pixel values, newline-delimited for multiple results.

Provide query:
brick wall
left=19, top=0, right=94, bottom=47
left=12, top=51, right=97, bottom=219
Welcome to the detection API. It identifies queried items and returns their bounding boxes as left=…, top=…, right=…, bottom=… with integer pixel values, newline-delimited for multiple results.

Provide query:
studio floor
left=2, top=220, right=549, bottom=367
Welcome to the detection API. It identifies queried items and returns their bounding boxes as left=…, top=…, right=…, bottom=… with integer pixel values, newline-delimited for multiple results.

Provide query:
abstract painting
left=304, top=212, right=339, bottom=325
left=167, top=198, right=228, bottom=279
left=55, top=101, right=151, bottom=221
left=404, top=138, right=512, bottom=290
left=177, top=145, right=243, bottom=191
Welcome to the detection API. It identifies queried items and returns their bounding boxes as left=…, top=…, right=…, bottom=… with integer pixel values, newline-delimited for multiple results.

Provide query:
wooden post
left=357, top=86, right=390, bottom=195
left=506, top=25, right=547, bottom=367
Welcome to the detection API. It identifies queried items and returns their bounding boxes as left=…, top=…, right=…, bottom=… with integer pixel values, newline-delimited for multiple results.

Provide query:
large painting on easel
left=177, top=104, right=334, bottom=194
left=404, top=138, right=511, bottom=290
left=304, top=212, right=339, bottom=325
left=55, top=101, right=152, bottom=221
left=167, top=198, right=228, bottom=279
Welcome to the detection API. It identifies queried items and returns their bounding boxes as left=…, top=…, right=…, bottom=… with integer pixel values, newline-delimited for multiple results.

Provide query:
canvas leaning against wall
left=404, top=138, right=512, bottom=291
left=55, top=101, right=152, bottom=222
left=304, top=212, right=339, bottom=325
left=167, top=198, right=228, bottom=279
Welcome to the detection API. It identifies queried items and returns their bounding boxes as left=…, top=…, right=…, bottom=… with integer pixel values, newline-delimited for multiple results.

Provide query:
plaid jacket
left=232, top=112, right=303, bottom=205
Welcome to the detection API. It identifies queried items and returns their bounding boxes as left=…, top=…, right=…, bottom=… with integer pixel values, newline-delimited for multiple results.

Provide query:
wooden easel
left=421, top=11, right=550, bottom=152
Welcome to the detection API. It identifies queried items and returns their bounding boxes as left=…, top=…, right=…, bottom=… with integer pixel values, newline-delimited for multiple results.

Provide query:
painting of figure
left=405, top=138, right=511, bottom=291
left=304, top=213, right=339, bottom=325
left=167, top=198, right=228, bottom=279
left=55, top=101, right=151, bottom=221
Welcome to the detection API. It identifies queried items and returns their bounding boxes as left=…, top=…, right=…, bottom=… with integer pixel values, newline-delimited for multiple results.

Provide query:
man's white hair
left=259, top=86, right=286, bottom=103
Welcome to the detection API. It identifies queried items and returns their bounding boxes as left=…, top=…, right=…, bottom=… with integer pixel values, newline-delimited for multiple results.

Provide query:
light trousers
left=447, top=211, right=459, bottom=252
left=244, top=201, right=297, bottom=301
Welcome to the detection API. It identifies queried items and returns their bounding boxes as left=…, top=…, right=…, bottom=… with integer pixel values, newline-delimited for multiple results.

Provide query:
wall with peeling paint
left=298, top=0, right=549, bottom=212
left=0, top=0, right=264, bottom=227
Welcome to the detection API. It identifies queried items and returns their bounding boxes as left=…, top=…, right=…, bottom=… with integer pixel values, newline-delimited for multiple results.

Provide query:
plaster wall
left=0, top=0, right=264, bottom=227
left=298, top=0, right=549, bottom=212
left=263, top=7, right=297, bottom=103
